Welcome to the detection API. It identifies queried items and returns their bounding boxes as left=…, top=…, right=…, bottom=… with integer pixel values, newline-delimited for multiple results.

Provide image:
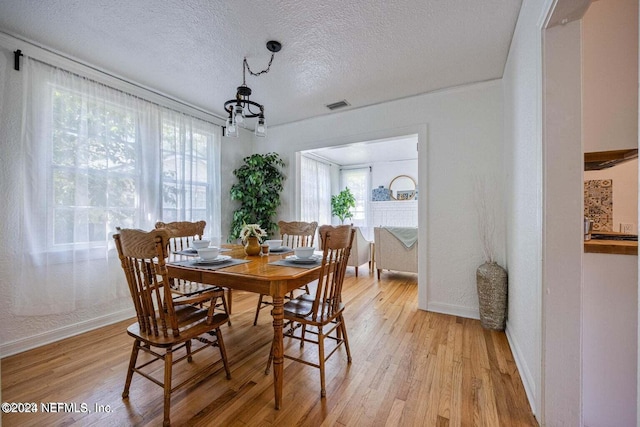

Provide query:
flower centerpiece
left=240, top=223, right=267, bottom=255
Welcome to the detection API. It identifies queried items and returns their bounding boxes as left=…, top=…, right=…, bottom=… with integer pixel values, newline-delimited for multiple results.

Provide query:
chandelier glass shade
left=223, top=41, right=281, bottom=138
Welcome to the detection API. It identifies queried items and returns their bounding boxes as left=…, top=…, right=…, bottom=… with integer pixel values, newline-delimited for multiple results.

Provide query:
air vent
left=325, top=100, right=350, bottom=110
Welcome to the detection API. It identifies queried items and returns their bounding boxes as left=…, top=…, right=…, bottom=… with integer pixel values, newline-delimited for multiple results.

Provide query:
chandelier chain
left=243, top=53, right=275, bottom=77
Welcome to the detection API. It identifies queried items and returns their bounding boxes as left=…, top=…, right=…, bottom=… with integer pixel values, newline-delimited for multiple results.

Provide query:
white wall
left=543, top=17, right=584, bottom=425
left=258, top=79, right=504, bottom=320
left=583, top=253, right=638, bottom=427
left=583, top=0, right=639, bottom=152
left=581, top=1, right=639, bottom=425
left=371, top=159, right=418, bottom=190
left=502, top=0, right=546, bottom=417
left=584, top=159, right=638, bottom=233
left=503, top=0, right=638, bottom=424
left=221, top=130, right=254, bottom=243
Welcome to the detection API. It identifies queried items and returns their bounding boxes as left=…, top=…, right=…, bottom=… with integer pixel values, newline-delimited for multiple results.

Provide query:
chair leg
left=186, top=339, right=193, bottom=362
left=122, top=340, right=140, bottom=398
left=220, top=293, right=232, bottom=327
left=215, top=327, right=231, bottom=380
left=253, top=294, right=265, bottom=326
left=377, top=269, right=381, bottom=280
left=339, top=315, right=353, bottom=363
left=318, top=325, right=326, bottom=397
left=355, top=266, right=359, bottom=277
left=163, top=349, right=173, bottom=427
left=226, top=288, right=233, bottom=314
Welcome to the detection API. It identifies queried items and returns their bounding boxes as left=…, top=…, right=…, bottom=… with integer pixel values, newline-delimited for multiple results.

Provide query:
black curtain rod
left=9, top=42, right=223, bottom=124
left=14, top=49, right=22, bottom=71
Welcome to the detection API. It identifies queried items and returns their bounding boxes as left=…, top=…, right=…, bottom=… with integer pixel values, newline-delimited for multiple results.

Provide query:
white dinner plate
left=285, top=254, right=321, bottom=264
left=193, top=255, right=232, bottom=265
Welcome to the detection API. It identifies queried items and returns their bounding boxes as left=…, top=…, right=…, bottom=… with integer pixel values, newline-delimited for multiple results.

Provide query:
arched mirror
left=389, top=175, right=416, bottom=200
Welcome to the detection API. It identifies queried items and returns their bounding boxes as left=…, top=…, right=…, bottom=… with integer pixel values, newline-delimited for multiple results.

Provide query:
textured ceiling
left=0, top=0, right=522, bottom=128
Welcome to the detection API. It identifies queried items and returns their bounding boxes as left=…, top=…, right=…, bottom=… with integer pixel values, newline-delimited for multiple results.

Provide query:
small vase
left=476, top=261, right=508, bottom=330
left=244, top=236, right=261, bottom=256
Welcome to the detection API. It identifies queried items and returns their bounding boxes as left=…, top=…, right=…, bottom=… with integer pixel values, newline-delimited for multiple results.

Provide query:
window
left=27, top=59, right=221, bottom=254
left=340, top=167, right=371, bottom=229
left=13, top=55, right=221, bottom=316
left=300, top=155, right=332, bottom=226
left=161, top=117, right=212, bottom=223
left=51, top=87, right=139, bottom=247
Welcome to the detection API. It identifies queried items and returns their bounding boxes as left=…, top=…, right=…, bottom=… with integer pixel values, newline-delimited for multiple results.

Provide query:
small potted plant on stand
left=240, top=223, right=267, bottom=256
left=331, top=187, right=356, bottom=224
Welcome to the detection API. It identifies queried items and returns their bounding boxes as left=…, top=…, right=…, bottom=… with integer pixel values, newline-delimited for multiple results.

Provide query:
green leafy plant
left=229, top=152, right=286, bottom=241
left=331, top=187, right=356, bottom=224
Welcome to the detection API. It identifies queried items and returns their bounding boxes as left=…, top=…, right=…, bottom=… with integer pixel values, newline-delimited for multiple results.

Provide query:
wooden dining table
left=166, top=244, right=321, bottom=409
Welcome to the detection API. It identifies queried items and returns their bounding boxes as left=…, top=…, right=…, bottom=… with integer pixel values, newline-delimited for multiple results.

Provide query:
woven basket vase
left=476, top=261, right=508, bottom=330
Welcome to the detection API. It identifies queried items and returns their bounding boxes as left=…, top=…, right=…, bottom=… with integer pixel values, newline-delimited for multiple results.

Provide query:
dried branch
left=473, top=176, right=496, bottom=264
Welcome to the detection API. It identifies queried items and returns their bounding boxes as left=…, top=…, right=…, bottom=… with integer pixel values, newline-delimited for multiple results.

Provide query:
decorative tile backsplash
left=584, top=179, right=613, bottom=231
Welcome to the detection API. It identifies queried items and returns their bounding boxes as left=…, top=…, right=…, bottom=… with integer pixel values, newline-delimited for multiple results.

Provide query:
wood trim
left=584, top=240, right=638, bottom=255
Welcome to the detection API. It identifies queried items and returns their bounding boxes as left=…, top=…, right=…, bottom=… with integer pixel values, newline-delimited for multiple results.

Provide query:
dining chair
left=264, top=224, right=355, bottom=397
left=155, top=221, right=232, bottom=323
left=253, top=220, right=318, bottom=326
left=114, top=228, right=231, bottom=427
left=279, top=220, right=318, bottom=248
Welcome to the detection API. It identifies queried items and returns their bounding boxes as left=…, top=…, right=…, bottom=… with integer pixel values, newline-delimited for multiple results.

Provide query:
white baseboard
left=1, top=308, right=135, bottom=358
left=505, top=324, right=538, bottom=418
left=426, top=301, right=480, bottom=319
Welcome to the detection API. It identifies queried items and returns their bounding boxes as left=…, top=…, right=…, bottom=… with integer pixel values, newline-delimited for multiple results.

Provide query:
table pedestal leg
left=272, top=294, right=284, bottom=409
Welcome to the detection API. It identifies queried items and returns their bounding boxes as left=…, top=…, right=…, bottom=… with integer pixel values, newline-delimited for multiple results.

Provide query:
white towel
left=385, top=227, right=418, bottom=248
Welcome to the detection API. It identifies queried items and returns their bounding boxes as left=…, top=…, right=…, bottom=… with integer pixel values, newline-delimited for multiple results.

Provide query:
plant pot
left=244, top=236, right=261, bottom=256
left=476, top=261, right=508, bottom=330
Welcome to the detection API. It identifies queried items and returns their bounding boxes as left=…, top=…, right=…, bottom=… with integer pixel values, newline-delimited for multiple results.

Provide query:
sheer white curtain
left=160, top=110, right=222, bottom=239
left=340, top=167, right=372, bottom=239
left=12, top=58, right=221, bottom=315
left=300, top=155, right=331, bottom=227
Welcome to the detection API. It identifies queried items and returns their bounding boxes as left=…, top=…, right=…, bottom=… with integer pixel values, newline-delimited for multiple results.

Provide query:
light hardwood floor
left=2, top=270, right=537, bottom=426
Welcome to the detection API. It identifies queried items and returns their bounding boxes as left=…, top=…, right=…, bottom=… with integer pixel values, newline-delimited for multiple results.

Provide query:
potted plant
left=229, top=152, right=286, bottom=241
left=240, top=223, right=267, bottom=255
left=331, top=187, right=356, bottom=224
